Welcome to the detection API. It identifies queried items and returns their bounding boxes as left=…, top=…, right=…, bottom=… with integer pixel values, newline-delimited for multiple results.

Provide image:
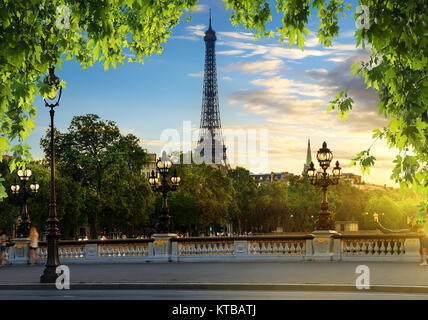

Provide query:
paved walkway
left=0, top=261, right=427, bottom=290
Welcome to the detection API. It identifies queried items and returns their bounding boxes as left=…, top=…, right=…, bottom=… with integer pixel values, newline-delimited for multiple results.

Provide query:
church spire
left=306, top=138, right=312, bottom=165
left=302, top=138, right=312, bottom=176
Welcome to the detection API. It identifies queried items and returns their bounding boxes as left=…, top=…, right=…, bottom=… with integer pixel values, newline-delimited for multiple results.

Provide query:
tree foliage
left=0, top=0, right=198, bottom=197
left=39, top=113, right=151, bottom=238
left=1, top=0, right=427, bottom=229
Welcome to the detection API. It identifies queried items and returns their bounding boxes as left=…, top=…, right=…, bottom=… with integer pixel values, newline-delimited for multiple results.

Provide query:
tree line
left=0, top=114, right=422, bottom=239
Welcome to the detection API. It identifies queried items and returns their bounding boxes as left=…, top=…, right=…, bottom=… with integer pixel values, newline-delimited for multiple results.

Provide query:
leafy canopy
left=1, top=0, right=427, bottom=226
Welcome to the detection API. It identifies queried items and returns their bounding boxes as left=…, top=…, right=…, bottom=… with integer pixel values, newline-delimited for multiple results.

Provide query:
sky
left=28, top=0, right=397, bottom=186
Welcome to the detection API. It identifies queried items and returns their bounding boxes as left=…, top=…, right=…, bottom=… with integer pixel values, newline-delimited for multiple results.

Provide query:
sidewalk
left=0, top=261, right=427, bottom=292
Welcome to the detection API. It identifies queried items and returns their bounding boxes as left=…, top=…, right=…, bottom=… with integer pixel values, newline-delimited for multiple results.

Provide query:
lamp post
left=307, top=141, right=341, bottom=230
left=40, top=67, right=62, bottom=283
left=11, top=168, right=39, bottom=238
left=148, top=152, right=181, bottom=234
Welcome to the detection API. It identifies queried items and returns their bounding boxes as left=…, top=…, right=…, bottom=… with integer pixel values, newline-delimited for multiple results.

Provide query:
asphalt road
left=1, top=261, right=428, bottom=286
left=1, top=289, right=428, bottom=300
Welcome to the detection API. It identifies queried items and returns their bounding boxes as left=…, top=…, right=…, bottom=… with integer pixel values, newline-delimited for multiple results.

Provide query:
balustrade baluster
left=373, top=241, right=380, bottom=255
left=266, top=242, right=272, bottom=254
left=295, top=242, right=302, bottom=255
left=400, top=240, right=405, bottom=255
left=361, top=242, right=367, bottom=255
left=392, top=241, right=399, bottom=255
left=284, top=242, right=290, bottom=255
left=386, top=241, right=393, bottom=255
left=291, top=242, right=297, bottom=255
left=254, top=242, right=260, bottom=255
left=379, top=241, right=386, bottom=255
left=367, top=241, right=374, bottom=255
left=226, top=243, right=232, bottom=255
left=277, top=242, right=283, bottom=255
left=344, top=241, right=350, bottom=255
left=260, top=242, right=267, bottom=255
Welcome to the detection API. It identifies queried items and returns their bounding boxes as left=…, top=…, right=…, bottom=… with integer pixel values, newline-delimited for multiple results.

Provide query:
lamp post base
left=40, top=266, right=59, bottom=283
left=310, top=230, right=338, bottom=261
left=9, top=238, right=30, bottom=264
left=152, top=233, right=177, bottom=261
left=315, top=209, right=335, bottom=231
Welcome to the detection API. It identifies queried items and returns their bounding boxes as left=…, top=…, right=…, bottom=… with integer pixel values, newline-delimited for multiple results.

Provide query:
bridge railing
left=332, top=233, right=421, bottom=262
left=4, top=232, right=422, bottom=264
left=170, top=235, right=313, bottom=261
left=6, top=239, right=154, bottom=264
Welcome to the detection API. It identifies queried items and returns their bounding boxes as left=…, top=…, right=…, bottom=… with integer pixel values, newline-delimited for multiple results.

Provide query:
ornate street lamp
left=40, top=66, right=62, bottom=283
left=307, top=141, right=341, bottom=230
left=148, top=152, right=181, bottom=234
left=11, top=169, right=39, bottom=238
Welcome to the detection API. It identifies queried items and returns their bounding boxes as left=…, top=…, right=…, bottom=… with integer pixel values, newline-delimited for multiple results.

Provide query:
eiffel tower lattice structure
left=195, top=10, right=228, bottom=170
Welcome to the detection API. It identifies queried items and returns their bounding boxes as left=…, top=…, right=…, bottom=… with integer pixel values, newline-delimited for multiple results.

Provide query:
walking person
left=0, top=229, right=8, bottom=267
left=29, top=227, right=39, bottom=266
left=420, top=223, right=428, bottom=265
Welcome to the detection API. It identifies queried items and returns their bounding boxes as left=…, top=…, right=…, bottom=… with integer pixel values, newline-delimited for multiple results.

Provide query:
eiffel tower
left=195, top=10, right=228, bottom=169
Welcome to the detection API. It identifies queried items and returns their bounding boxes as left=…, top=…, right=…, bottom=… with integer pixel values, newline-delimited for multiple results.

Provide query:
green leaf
left=103, top=59, right=110, bottom=71
left=297, top=30, right=305, bottom=50
left=93, top=42, right=100, bottom=62
left=288, top=27, right=296, bottom=48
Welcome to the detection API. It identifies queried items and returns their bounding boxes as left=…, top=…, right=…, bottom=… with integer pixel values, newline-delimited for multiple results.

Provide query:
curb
left=1, top=282, right=428, bottom=293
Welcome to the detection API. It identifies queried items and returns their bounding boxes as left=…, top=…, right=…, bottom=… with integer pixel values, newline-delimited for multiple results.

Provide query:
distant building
left=335, top=221, right=359, bottom=232
left=357, top=183, right=390, bottom=191
left=141, top=153, right=157, bottom=178
left=251, top=172, right=294, bottom=184
left=341, top=173, right=362, bottom=185
left=302, top=139, right=312, bottom=176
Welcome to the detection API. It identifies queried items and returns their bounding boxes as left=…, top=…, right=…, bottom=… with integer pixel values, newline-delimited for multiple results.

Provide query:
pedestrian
left=420, top=223, right=428, bottom=266
left=408, top=217, right=428, bottom=266
left=28, top=227, right=39, bottom=266
left=0, top=229, right=9, bottom=267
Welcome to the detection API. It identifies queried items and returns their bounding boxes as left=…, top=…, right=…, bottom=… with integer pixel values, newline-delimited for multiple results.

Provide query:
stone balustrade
left=332, top=234, right=421, bottom=262
left=4, top=232, right=423, bottom=264
left=170, top=235, right=315, bottom=262
left=7, top=239, right=154, bottom=264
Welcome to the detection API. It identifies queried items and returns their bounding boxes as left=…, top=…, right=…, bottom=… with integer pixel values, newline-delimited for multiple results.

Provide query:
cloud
left=222, top=51, right=393, bottom=182
left=219, top=40, right=331, bottom=60
left=250, top=76, right=331, bottom=98
left=194, top=4, right=208, bottom=12
left=186, top=24, right=206, bottom=37
left=171, top=35, right=199, bottom=41
left=122, top=128, right=136, bottom=135
left=187, top=72, right=203, bottom=78
left=305, top=50, right=378, bottom=112
left=217, top=50, right=245, bottom=55
left=139, top=139, right=166, bottom=147
left=221, top=60, right=285, bottom=76
left=222, top=76, right=232, bottom=81
left=227, top=51, right=387, bottom=138
left=217, top=32, right=255, bottom=41
left=326, top=57, right=347, bottom=63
